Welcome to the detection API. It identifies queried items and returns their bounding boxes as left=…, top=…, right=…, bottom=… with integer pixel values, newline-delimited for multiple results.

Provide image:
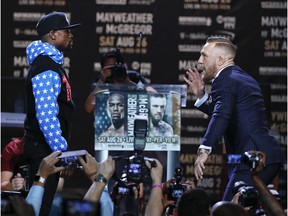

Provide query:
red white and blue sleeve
left=31, top=70, right=68, bottom=151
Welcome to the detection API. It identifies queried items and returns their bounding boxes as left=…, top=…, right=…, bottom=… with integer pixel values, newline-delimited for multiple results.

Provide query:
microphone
left=138, top=32, right=143, bottom=77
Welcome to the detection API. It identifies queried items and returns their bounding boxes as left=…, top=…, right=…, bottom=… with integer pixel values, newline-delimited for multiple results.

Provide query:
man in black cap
left=23, top=11, right=81, bottom=216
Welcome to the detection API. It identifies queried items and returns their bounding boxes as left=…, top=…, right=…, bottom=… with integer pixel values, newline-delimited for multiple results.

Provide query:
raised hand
left=78, top=153, right=98, bottom=182
left=97, top=156, right=115, bottom=181
left=11, top=173, right=25, bottom=190
left=37, top=151, right=65, bottom=179
left=183, top=68, right=205, bottom=97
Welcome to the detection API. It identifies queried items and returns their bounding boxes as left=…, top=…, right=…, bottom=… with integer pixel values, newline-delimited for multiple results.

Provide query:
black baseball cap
left=36, top=11, right=81, bottom=37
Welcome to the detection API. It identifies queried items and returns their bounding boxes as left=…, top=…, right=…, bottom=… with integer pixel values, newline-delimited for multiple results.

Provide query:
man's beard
left=202, top=72, right=213, bottom=83
left=151, top=118, right=161, bottom=126
left=202, top=67, right=216, bottom=83
left=112, top=118, right=124, bottom=129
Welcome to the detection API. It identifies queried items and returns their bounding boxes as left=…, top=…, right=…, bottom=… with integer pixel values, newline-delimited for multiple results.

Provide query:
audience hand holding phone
left=78, top=153, right=99, bottom=182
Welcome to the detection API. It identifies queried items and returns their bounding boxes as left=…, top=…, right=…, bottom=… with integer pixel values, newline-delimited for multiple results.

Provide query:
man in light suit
left=184, top=36, right=285, bottom=201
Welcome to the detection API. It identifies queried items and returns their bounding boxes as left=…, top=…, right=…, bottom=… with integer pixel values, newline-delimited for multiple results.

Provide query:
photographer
left=85, top=49, right=147, bottom=114
left=248, top=151, right=286, bottom=216
left=110, top=177, right=145, bottom=214
left=162, top=168, right=195, bottom=215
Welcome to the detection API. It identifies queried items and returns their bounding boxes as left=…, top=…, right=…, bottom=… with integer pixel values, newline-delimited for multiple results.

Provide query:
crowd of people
left=2, top=150, right=287, bottom=216
left=1, top=11, right=286, bottom=216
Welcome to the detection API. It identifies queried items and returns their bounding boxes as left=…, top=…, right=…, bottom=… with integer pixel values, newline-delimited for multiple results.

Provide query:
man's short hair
left=206, top=36, right=237, bottom=58
left=107, top=93, right=125, bottom=106
left=176, top=188, right=210, bottom=216
left=150, top=93, right=166, bottom=99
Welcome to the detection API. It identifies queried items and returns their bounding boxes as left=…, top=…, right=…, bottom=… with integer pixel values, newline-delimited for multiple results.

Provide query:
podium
left=93, top=83, right=187, bottom=180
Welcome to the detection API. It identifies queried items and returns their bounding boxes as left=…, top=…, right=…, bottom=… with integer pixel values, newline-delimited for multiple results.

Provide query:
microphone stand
left=138, top=32, right=143, bottom=76
left=136, top=32, right=145, bottom=90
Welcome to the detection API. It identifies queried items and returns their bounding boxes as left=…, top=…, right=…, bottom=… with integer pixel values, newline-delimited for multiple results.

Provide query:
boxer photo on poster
left=94, top=90, right=181, bottom=151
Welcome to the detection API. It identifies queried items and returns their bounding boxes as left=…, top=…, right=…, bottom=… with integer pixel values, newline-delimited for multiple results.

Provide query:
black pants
left=23, top=137, right=59, bottom=216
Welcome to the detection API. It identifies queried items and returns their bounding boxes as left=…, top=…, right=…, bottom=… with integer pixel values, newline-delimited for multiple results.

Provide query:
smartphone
left=57, top=150, right=87, bottom=168
left=58, top=150, right=87, bottom=158
left=227, top=154, right=242, bottom=164
left=118, top=187, right=130, bottom=195
left=62, top=198, right=99, bottom=216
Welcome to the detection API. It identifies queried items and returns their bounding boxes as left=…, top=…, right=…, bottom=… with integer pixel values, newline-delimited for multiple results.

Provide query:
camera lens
left=238, top=186, right=259, bottom=207
left=112, top=63, right=127, bottom=82
left=241, top=152, right=260, bottom=169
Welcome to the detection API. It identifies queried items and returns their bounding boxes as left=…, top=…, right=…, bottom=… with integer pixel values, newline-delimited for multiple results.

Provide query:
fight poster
left=94, top=84, right=186, bottom=151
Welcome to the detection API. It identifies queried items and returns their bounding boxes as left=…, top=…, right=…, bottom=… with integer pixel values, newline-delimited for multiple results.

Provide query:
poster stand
left=94, top=82, right=187, bottom=180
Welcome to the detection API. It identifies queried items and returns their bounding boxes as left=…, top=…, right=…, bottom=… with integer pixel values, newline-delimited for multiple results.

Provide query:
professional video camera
left=113, top=116, right=156, bottom=188
left=110, top=63, right=128, bottom=82
left=104, top=48, right=128, bottom=83
left=233, top=181, right=259, bottom=208
left=167, top=167, right=187, bottom=202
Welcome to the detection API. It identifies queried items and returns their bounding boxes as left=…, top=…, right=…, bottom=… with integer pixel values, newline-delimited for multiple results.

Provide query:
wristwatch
left=34, top=175, right=46, bottom=184
left=197, top=148, right=209, bottom=155
left=94, top=174, right=107, bottom=184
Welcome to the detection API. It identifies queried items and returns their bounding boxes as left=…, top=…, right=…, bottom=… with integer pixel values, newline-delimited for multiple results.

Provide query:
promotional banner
left=1, top=0, right=286, bottom=200
left=94, top=84, right=186, bottom=151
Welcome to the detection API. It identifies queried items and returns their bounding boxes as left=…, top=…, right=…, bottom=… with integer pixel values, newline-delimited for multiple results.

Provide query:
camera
left=126, top=116, right=156, bottom=183
left=110, top=48, right=127, bottom=82
left=241, top=152, right=260, bottom=170
left=126, top=155, right=156, bottom=184
left=111, top=63, right=128, bottom=82
left=233, top=181, right=259, bottom=208
left=102, top=48, right=128, bottom=83
left=133, top=116, right=148, bottom=152
left=226, top=152, right=260, bottom=170
left=113, top=173, right=138, bottom=196
left=113, top=116, right=156, bottom=184
left=56, top=150, right=87, bottom=168
left=167, top=167, right=186, bottom=202
left=103, top=63, right=127, bottom=83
